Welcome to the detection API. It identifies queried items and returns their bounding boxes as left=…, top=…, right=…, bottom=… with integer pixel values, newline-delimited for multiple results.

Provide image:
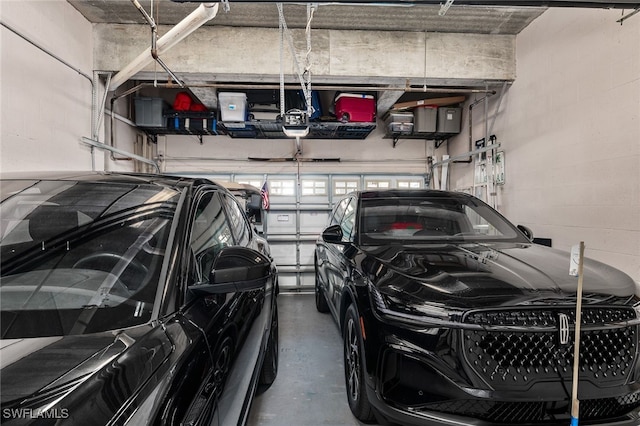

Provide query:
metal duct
left=108, top=2, right=219, bottom=92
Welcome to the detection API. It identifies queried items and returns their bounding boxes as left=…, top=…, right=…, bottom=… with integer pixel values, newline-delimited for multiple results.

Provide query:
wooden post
left=570, top=241, right=585, bottom=426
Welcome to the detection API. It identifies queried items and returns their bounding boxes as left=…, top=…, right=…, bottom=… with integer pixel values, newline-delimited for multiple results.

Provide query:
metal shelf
left=221, top=121, right=376, bottom=139
left=139, top=113, right=376, bottom=140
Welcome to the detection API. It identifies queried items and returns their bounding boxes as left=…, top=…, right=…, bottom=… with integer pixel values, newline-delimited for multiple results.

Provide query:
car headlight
left=633, top=301, right=640, bottom=320
left=369, top=284, right=464, bottom=330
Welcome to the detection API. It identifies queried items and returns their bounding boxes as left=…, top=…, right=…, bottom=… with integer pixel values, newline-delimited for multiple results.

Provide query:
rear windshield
left=0, top=180, right=180, bottom=338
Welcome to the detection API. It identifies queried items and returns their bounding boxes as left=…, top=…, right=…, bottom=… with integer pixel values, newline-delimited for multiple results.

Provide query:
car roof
left=0, top=171, right=225, bottom=191
left=217, top=181, right=261, bottom=194
left=355, top=189, right=475, bottom=200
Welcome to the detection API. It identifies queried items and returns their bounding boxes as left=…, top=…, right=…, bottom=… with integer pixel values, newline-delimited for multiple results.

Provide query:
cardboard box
left=391, top=95, right=466, bottom=111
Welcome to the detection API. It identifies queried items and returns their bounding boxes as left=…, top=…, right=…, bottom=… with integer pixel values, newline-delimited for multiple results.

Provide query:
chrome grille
left=462, top=307, right=638, bottom=387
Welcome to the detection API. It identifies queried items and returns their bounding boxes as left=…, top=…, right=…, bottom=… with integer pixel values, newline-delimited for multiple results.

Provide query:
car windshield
left=358, top=195, right=526, bottom=245
left=0, top=179, right=180, bottom=338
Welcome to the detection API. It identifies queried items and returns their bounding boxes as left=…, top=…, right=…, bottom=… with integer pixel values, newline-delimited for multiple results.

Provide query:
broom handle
left=570, top=241, right=585, bottom=425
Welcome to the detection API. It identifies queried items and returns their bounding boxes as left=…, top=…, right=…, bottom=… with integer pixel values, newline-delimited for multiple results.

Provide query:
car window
left=340, top=199, right=356, bottom=242
left=190, top=191, right=234, bottom=282
left=221, top=193, right=251, bottom=246
left=329, top=197, right=350, bottom=226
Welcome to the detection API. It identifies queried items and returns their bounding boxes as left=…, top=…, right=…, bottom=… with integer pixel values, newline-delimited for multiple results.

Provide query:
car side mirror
left=248, top=194, right=262, bottom=210
left=517, top=224, right=534, bottom=241
left=190, top=246, right=271, bottom=295
left=322, top=224, right=347, bottom=244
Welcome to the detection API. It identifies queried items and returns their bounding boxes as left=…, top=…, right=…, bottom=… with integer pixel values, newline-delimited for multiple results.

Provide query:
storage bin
left=134, top=97, right=166, bottom=128
left=388, top=122, right=414, bottom=134
left=219, top=92, right=247, bottom=122
left=384, top=111, right=413, bottom=134
left=335, top=93, right=376, bottom=123
left=413, top=106, right=437, bottom=133
left=437, top=107, right=462, bottom=133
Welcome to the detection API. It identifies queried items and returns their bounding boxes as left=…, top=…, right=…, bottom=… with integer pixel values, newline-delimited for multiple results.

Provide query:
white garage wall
left=449, top=8, right=640, bottom=284
left=159, top=126, right=433, bottom=176
left=0, top=0, right=136, bottom=173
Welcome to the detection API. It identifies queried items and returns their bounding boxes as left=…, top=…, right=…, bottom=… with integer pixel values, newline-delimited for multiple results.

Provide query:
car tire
left=315, top=262, right=330, bottom=313
left=343, top=304, right=375, bottom=423
left=259, top=302, right=279, bottom=386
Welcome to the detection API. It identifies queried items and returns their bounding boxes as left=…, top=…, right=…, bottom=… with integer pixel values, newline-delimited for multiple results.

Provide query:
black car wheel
left=259, top=303, right=279, bottom=386
left=213, top=337, right=234, bottom=386
left=343, top=304, right=375, bottom=423
left=315, top=261, right=329, bottom=313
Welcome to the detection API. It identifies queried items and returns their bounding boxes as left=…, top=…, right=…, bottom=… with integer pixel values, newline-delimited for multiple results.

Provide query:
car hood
left=0, top=325, right=173, bottom=413
left=363, top=242, right=638, bottom=311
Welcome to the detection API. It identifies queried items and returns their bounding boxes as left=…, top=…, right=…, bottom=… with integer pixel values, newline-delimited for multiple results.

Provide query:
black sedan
left=0, top=172, right=278, bottom=425
left=314, top=189, right=640, bottom=426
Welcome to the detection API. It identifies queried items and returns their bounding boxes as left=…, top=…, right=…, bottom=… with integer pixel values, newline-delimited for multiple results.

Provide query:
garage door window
left=398, top=180, right=422, bottom=189
left=334, top=180, right=359, bottom=196
left=301, top=179, right=327, bottom=196
left=365, top=180, right=391, bottom=189
left=270, top=180, right=296, bottom=196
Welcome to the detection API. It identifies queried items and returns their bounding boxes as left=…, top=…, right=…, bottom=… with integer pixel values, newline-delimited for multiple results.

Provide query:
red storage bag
left=173, top=92, right=193, bottom=111
left=190, top=103, right=208, bottom=112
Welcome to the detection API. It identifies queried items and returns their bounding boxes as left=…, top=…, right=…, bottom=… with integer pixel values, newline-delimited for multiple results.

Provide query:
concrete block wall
left=449, top=8, right=640, bottom=284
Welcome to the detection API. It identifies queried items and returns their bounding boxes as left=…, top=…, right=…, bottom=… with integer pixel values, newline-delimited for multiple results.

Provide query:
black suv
left=315, top=189, right=640, bottom=426
left=0, top=172, right=278, bottom=425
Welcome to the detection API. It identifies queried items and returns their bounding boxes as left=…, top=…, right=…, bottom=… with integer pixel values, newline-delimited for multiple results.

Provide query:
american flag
left=260, top=181, right=270, bottom=210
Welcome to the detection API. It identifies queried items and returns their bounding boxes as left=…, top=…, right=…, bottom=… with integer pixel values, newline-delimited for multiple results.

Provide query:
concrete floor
left=248, top=293, right=372, bottom=426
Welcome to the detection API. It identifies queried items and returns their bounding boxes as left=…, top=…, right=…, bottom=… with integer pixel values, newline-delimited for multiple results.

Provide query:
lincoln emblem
left=558, top=313, right=570, bottom=345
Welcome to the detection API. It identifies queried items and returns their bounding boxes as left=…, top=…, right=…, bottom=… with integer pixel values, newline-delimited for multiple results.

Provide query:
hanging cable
left=423, top=30, right=428, bottom=92
left=276, top=3, right=313, bottom=112
left=304, top=4, right=316, bottom=116
left=279, top=5, right=285, bottom=117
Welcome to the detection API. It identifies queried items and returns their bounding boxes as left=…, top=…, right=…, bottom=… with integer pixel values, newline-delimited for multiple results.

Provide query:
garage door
left=200, top=173, right=426, bottom=292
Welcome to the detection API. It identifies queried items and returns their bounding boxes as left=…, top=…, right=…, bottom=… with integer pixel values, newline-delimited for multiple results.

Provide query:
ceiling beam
left=169, top=0, right=640, bottom=8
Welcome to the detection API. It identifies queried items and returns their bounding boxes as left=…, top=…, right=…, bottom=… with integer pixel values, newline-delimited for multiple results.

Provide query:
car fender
left=339, top=278, right=379, bottom=387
